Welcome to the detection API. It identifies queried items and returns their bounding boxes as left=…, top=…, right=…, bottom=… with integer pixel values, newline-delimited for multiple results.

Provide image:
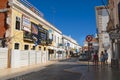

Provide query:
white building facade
left=62, top=35, right=81, bottom=57
left=96, top=6, right=112, bottom=62
left=0, top=0, right=81, bottom=69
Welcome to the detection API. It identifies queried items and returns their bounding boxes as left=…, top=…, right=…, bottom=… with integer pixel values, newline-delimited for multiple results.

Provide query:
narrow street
left=8, top=57, right=120, bottom=80
left=1, top=0, right=120, bottom=80
left=8, top=57, right=82, bottom=80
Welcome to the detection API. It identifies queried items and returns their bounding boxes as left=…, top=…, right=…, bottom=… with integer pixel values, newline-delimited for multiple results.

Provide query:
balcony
left=46, top=39, right=53, bottom=45
left=23, top=31, right=32, bottom=41
left=58, top=43, right=64, bottom=47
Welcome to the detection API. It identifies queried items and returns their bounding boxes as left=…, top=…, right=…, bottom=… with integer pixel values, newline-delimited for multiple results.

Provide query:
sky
left=27, top=0, right=108, bottom=46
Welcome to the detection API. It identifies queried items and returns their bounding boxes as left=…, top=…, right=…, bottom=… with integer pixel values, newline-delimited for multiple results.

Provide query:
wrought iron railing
left=17, top=0, right=43, bottom=17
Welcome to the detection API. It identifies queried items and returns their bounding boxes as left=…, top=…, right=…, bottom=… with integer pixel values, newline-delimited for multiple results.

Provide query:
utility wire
left=101, top=0, right=115, bottom=30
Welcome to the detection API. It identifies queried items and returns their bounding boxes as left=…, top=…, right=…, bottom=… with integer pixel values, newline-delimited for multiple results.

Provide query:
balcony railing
left=17, top=0, right=43, bottom=17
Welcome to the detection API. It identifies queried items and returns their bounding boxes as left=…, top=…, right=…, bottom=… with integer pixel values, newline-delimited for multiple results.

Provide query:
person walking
left=104, top=50, right=108, bottom=64
left=93, top=52, right=98, bottom=66
left=100, top=51, right=105, bottom=67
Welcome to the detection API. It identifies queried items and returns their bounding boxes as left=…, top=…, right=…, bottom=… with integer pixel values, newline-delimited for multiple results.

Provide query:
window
left=118, top=3, right=120, bottom=23
left=52, top=34, right=53, bottom=40
left=44, top=47, right=46, bottom=51
left=54, top=35, right=56, bottom=42
left=15, top=16, right=21, bottom=30
left=32, top=46, right=36, bottom=50
left=14, top=43, right=19, bottom=49
left=58, top=37, right=59, bottom=44
left=24, top=45, right=29, bottom=50
left=39, top=46, right=41, bottom=50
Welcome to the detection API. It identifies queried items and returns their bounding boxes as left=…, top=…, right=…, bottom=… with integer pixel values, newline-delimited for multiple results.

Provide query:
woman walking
left=100, top=51, right=105, bottom=67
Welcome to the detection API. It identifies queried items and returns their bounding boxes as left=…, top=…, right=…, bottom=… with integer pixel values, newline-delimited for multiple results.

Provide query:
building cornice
left=8, top=0, right=62, bottom=34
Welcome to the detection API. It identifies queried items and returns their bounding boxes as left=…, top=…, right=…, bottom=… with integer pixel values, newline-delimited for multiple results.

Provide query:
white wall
left=97, top=8, right=112, bottom=63
left=102, top=9, right=109, bottom=31
left=0, top=48, right=8, bottom=69
left=54, top=31, right=62, bottom=47
left=11, top=50, right=48, bottom=68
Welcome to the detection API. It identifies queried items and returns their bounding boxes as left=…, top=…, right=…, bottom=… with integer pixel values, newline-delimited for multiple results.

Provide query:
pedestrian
left=93, top=52, right=98, bottom=66
left=100, top=51, right=105, bottom=67
left=104, top=50, right=108, bottom=64
left=91, top=53, right=94, bottom=62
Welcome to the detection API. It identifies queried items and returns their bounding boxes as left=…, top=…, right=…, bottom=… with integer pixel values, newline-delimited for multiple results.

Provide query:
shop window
left=15, top=16, right=21, bottom=30
left=14, top=43, right=19, bottom=49
left=24, top=45, right=29, bottom=50
left=32, top=46, right=36, bottom=50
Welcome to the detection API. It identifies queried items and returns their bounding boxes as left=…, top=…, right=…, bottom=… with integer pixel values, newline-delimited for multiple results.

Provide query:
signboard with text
left=22, top=15, right=31, bottom=32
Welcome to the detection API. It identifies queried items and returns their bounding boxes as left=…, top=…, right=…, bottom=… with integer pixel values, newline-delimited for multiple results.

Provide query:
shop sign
left=22, top=15, right=31, bottom=32
left=109, top=33, right=120, bottom=39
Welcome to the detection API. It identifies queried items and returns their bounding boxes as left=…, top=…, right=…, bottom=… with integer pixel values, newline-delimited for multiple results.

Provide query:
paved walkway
left=0, top=61, right=57, bottom=80
left=65, top=61, right=120, bottom=80
left=1, top=59, right=120, bottom=80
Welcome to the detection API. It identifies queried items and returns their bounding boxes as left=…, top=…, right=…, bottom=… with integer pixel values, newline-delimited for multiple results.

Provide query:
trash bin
left=111, top=58, right=119, bottom=68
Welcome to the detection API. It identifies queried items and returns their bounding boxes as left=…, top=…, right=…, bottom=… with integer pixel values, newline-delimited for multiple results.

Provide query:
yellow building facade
left=10, top=7, right=49, bottom=51
left=6, top=0, right=56, bottom=68
left=0, top=0, right=65, bottom=69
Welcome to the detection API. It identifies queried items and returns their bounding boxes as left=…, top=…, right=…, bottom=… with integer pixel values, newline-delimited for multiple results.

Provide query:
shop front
left=48, top=46, right=57, bottom=60
left=56, top=48, right=65, bottom=60
left=48, top=49, right=54, bottom=60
